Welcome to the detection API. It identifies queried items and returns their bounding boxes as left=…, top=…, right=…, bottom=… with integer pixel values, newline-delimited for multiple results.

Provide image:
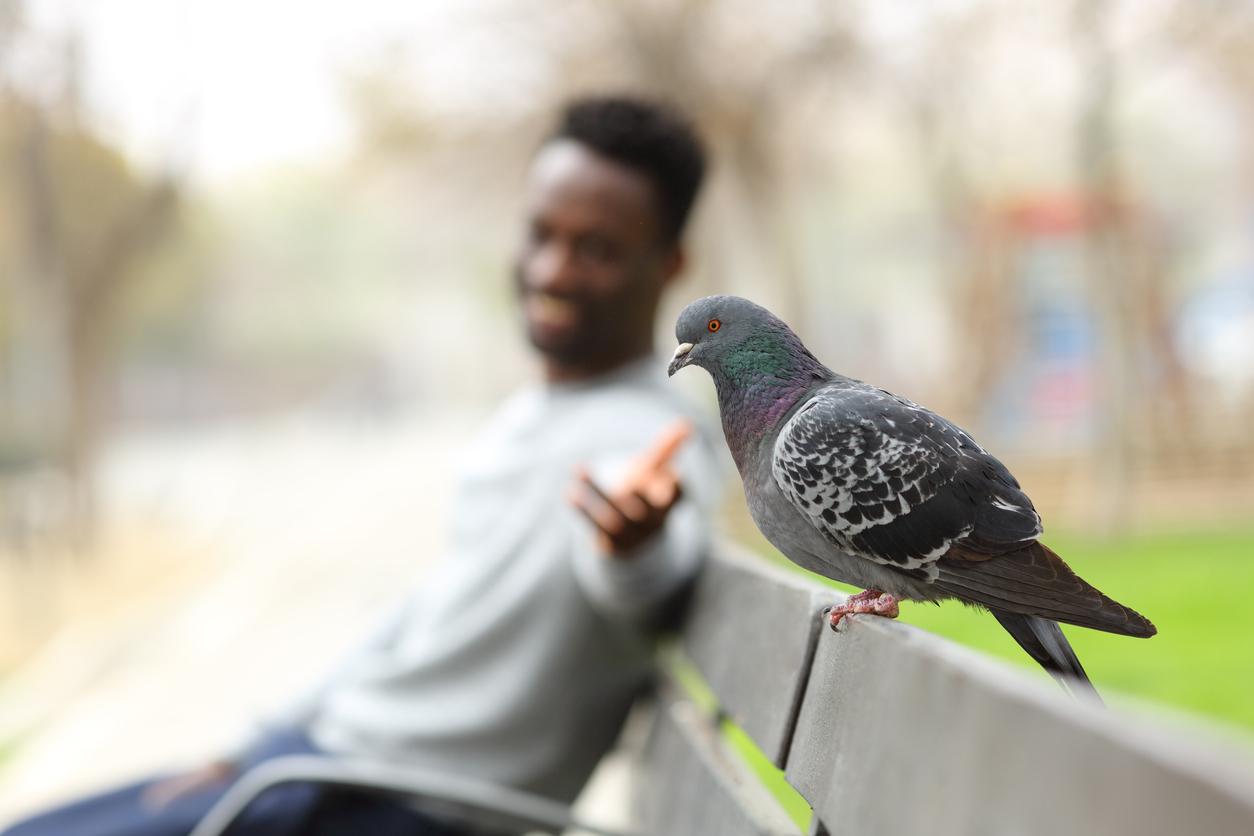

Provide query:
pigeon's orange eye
left=707, top=318, right=721, bottom=333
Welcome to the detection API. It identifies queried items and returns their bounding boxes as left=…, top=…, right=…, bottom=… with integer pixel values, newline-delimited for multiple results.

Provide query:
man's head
left=515, top=96, right=706, bottom=382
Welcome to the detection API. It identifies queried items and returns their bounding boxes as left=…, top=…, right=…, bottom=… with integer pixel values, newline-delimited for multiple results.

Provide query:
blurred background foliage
left=1, top=0, right=1253, bottom=772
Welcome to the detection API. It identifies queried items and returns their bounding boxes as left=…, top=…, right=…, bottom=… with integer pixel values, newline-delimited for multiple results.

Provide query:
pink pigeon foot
left=827, top=589, right=899, bottom=630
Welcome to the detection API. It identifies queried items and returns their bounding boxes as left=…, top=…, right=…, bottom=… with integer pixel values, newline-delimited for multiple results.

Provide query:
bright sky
left=24, top=0, right=482, bottom=184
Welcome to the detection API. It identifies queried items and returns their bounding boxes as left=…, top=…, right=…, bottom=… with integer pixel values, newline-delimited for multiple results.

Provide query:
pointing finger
left=641, top=420, right=692, bottom=472
left=644, top=471, right=682, bottom=510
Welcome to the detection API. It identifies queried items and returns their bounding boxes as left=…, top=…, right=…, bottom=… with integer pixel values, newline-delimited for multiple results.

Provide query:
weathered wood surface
left=679, top=545, right=838, bottom=767
left=665, top=548, right=1254, bottom=836
left=785, top=615, right=1254, bottom=836
left=637, top=700, right=801, bottom=836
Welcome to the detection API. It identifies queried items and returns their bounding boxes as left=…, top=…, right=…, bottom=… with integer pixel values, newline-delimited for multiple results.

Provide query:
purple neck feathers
left=709, top=335, right=830, bottom=472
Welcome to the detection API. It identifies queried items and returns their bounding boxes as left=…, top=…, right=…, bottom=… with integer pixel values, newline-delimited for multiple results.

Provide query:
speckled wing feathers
left=771, top=385, right=1043, bottom=578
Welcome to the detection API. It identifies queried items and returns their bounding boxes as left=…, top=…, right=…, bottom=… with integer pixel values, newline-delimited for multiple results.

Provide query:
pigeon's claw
left=827, top=589, right=899, bottom=631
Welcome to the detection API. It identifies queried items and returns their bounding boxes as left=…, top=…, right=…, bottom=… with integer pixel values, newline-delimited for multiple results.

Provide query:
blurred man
left=3, top=96, right=716, bottom=835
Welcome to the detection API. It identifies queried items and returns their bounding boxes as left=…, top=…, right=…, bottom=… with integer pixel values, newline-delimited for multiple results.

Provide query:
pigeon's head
left=667, top=295, right=797, bottom=377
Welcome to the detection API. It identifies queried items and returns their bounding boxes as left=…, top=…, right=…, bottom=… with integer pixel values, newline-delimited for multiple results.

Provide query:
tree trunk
left=1076, top=0, right=1137, bottom=534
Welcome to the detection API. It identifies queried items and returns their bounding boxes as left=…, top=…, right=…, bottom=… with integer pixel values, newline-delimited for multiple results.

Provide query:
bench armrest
left=188, top=754, right=637, bottom=836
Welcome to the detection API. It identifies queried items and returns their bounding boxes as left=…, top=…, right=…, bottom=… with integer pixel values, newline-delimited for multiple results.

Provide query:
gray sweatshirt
left=264, top=357, right=720, bottom=802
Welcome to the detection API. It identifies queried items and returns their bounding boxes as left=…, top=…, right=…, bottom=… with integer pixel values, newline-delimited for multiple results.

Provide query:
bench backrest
left=636, top=545, right=1254, bottom=836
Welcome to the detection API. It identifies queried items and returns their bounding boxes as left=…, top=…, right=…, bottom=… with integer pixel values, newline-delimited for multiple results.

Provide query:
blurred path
left=0, top=409, right=479, bottom=820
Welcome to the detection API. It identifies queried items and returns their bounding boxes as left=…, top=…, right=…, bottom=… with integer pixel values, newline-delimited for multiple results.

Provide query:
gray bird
left=667, top=295, right=1155, bottom=696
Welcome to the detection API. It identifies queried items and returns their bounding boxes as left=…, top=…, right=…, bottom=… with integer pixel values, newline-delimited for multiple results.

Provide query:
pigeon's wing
left=771, top=386, right=1042, bottom=576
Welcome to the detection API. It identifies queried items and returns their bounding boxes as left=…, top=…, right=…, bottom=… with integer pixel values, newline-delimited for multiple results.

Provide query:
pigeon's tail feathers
left=989, top=609, right=1102, bottom=702
left=935, top=542, right=1157, bottom=638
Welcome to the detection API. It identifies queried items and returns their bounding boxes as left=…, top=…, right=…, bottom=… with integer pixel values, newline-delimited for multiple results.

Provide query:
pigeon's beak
left=667, top=342, right=694, bottom=377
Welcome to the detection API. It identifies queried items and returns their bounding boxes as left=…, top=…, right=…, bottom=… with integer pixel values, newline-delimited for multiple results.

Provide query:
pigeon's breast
left=741, top=440, right=934, bottom=597
left=741, top=446, right=863, bottom=581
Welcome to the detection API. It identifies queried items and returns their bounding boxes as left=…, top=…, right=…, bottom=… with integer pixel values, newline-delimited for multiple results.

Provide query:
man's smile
left=524, top=292, right=582, bottom=330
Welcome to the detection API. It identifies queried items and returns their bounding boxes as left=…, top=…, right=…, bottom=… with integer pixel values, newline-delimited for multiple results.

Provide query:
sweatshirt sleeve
left=568, top=436, right=719, bottom=622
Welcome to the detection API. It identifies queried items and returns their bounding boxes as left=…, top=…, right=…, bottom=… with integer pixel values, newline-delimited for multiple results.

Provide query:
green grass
left=779, top=527, right=1254, bottom=730
left=722, top=721, right=812, bottom=830
left=664, top=648, right=814, bottom=831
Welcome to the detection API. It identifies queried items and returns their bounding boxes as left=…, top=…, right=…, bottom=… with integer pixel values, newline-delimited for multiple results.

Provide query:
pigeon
left=667, top=294, right=1155, bottom=696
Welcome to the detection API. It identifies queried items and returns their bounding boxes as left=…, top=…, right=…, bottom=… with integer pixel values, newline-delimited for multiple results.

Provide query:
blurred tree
left=1163, top=0, right=1254, bottom=462
left=1073, top=0, right=1206, bottom=529
left=1075, top=0, right=1136, bottom=531
left=0, top=16, right=181, bottom=544
left=889, top=6, right=1016, bottom=424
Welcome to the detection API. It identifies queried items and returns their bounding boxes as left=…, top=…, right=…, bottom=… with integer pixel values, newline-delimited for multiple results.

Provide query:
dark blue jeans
left=0, top=729, right=465, bottom=836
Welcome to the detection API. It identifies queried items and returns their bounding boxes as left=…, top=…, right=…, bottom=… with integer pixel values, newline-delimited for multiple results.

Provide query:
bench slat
left=638, top=700, right=802, bottom=836
left=785, top=617, right=1254, bottom=836
left=681, top=546, right=837, bottom=767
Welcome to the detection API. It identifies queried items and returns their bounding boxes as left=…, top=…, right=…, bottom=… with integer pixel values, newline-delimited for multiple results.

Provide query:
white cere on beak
left=671, top=342, right=693, bottom=362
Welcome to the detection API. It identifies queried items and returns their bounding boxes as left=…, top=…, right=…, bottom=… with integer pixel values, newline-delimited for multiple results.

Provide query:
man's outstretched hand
left=568, top=420, right=691, bottom=557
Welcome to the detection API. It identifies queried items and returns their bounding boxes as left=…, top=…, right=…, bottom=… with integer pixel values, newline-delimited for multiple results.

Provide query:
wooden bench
left=194, top=544, right=1254, bottom=836
left=640, top=545, right=1254, bottom=836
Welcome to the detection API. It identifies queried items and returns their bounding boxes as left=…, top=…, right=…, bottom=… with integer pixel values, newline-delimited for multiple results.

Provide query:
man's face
left=515, top=139, right=677, bottom=370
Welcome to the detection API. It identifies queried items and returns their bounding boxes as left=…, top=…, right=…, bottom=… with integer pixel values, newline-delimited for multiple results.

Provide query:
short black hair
left=550, top=95, right=707, bottom=245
